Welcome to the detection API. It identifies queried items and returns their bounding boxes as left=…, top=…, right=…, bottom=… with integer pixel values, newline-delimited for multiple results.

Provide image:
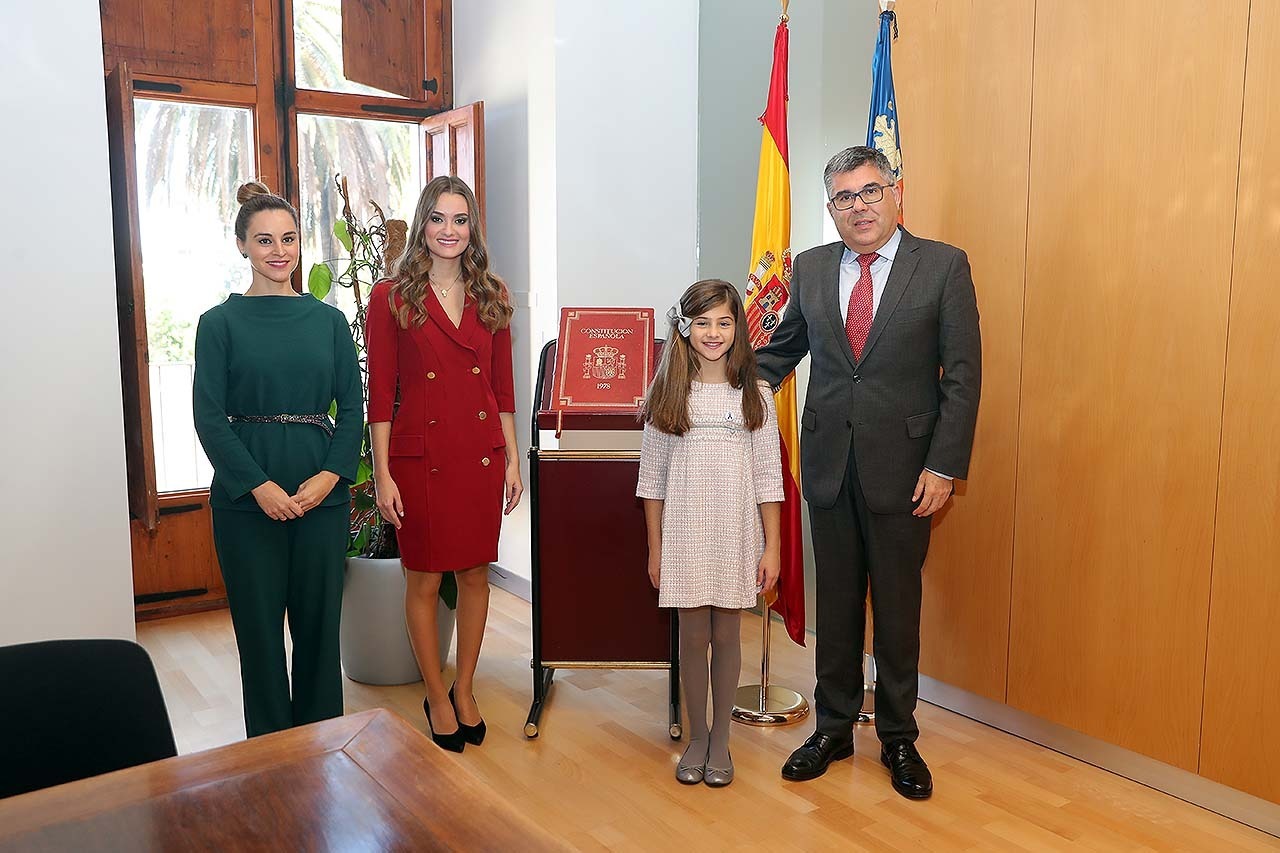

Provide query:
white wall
left=697, top=0, right=871, bottom=279
left=555, top=0, right=701, bottom=454
left=454, top=0, right=701, bottom=574
left=0, top=1, right=136, bottom=645
left=553, top=0, right=700, bottom=315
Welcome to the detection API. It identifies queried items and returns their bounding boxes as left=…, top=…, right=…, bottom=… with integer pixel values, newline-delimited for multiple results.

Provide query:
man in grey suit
left=757, top=146, right=981, bottom=798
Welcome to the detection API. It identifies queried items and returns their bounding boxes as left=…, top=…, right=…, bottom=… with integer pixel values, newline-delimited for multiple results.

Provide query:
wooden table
left=0, top=709, right=565, bottom=852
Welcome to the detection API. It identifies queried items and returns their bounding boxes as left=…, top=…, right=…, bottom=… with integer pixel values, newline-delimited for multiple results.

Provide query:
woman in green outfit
left=193, top=181, right=363, bottom=738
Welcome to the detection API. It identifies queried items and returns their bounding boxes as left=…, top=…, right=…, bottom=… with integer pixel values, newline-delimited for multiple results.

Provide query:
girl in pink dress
left=637, top=279, right=785, bottom=787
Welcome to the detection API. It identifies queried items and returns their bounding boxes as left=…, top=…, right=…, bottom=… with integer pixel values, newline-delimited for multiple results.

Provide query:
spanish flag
left=746, top=16, right=805, bottom=646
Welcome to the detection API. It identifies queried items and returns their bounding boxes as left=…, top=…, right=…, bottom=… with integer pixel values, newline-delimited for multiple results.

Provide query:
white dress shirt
left=838, top=226, right=902, bottom=322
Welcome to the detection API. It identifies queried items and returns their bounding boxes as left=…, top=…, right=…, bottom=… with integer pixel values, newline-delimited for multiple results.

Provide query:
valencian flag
left=867, top=7, right=903, bottom=220
left=745, top=15, right=805, bottom=646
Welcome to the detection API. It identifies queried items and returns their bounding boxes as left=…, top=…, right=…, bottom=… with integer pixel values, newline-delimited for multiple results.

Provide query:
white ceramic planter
left=340, top=556, right=456, bottom=685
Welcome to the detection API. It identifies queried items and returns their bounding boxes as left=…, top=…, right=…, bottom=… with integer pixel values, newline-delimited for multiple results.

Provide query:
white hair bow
left=666, top=304, right=693, bottom=338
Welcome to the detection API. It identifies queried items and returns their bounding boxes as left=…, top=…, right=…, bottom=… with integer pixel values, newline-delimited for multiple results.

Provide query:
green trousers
left=212, top=504, right=347, bottom=738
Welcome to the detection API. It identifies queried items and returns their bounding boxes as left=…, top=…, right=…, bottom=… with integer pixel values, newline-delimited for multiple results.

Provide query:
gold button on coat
left=478, top=411, right=487, bottom=420
left=481, top=457, right=491, bottom=467
left=471, top=366, right=481, bottom=374
left=426, top=371, right=436, bottom=380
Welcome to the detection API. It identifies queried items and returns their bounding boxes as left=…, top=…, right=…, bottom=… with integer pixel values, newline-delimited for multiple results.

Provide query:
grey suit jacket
left=756, top=228, right=981, bottom=514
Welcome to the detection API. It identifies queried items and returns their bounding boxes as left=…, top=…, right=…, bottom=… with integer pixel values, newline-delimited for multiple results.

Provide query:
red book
left=550, top=307, right=656, bottom=413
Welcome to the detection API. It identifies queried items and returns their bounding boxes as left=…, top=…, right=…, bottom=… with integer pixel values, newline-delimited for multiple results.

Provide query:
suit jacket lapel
left=858, top=229, right=920, bottom=366
left=819, top=243, right=859, bottom=372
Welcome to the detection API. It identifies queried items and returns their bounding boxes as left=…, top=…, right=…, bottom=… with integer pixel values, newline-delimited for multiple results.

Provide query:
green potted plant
left=310, top=174, right=456, bottom=685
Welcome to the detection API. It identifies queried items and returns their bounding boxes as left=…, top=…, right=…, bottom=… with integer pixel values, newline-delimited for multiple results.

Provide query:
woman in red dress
left=366, top=176, right=522, bottom=752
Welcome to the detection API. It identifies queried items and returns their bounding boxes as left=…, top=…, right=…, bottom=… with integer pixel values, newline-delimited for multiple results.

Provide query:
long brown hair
left=389, top=176, right=512, bottom=331
left=642, top=279, right=765, bottom=435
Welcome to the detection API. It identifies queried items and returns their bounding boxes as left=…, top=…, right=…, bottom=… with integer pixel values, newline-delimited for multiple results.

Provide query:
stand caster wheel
left=524, top=722, right=539, bottom=738
left=669, top=723, right=682, bottom=740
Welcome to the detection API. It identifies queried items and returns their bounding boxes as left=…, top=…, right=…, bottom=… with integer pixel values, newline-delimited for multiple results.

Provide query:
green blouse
left=193, top=294, right=363, bottom=511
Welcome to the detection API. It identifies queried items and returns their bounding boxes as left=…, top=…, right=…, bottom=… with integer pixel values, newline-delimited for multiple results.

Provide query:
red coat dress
left=366, top=280, right=516, bottom=572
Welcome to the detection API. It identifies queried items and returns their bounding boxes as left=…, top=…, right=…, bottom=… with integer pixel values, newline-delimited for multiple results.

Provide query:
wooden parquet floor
left=136, top=588, right=1278, bottom=852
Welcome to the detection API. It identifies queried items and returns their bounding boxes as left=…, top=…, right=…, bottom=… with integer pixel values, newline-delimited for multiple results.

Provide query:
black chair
left=0, top=639, right=178, bottom=799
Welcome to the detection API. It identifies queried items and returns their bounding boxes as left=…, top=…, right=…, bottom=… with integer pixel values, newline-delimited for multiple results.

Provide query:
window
left=101, top=1, right=477, bottom=609
left=134, top=100, right=255, bottom=492
left=103, top=0, right=456, bottom=519
left=294, top=0, right=408, bottom=98
left=297, top=114, right=425, bottom=318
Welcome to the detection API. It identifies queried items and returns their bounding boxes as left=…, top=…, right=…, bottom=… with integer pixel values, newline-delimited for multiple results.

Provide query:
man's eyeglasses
left=829, top=184, right=892, bottom=210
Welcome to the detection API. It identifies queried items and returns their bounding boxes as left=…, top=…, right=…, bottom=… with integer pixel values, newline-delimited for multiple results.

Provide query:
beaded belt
left=228, top=413, right=334, bottom=437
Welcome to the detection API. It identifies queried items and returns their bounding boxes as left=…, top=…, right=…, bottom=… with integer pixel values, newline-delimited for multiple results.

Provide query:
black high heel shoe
left=449, top=684, right=487, bottom=746
left=423, top=696, right=465, bottom=753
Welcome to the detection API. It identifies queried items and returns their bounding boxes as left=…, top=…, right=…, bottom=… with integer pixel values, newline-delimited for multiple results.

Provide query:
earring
left=241, top=252, right=248, bottom=258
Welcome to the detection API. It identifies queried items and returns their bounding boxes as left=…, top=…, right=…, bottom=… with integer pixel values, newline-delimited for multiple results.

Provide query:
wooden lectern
left=524, top=331, right=681, bottom=740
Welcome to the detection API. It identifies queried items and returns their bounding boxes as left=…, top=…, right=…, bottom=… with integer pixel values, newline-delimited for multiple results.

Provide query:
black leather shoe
left=449, top=684, right=487, bottom=746
left=781, top=732, right=855, bottom=781
left=423, top=696, right=465, bottom=753
left=880, top=740, right=932, bottom=799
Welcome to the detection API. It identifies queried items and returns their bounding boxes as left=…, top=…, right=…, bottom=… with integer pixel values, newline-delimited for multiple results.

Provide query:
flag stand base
left=731, top=603, right=809, bottom=727
left=732, top=684, right=809, bottom=726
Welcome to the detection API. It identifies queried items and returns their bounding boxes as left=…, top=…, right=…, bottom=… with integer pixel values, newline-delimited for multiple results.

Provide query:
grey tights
left=678, top=606, right=741, bottom=770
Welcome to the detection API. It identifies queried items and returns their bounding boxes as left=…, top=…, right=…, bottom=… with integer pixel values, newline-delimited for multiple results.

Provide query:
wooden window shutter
left=100, top=0, right=256, bottom=85
left=341, top=0, right=427, bottom=100
left=422, top=101, right=486, bottom=225
left=105, top=63, right=160, bottom=532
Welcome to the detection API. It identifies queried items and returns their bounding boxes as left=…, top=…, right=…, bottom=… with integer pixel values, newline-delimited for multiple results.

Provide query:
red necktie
left=845, top=252, right=878, bottom=360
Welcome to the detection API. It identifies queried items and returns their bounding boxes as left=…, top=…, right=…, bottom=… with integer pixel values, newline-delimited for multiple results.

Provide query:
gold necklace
left=430, top=271, right=462, bottom=298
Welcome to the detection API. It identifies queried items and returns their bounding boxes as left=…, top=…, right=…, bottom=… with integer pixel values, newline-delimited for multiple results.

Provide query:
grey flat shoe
left=676, top=762, right=704, bottom=784
left=704, top=754, right=734, bottom=787
left=676, top=744, right=707, bottom=784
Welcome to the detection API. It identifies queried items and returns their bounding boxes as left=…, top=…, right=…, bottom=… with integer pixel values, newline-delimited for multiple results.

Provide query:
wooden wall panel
left=102, top=0, right=257, bottom=85
left=1007, top=1, right=1249, bottom=770
left=130, top=493, right=223, bottom=600
left=1200, top=2, right=1280, bottom=804
left=893, top=0, right=1032, bottom=702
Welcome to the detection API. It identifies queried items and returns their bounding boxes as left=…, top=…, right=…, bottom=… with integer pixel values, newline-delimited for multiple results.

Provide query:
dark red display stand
left=523, top=339, right=681, bottom=739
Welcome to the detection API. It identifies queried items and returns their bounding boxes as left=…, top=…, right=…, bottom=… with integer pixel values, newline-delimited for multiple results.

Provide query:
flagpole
left=732, top=593, right=809, bottom=726
left=860, top=0, right=902, bottom=729
left=857, top=650, right=877, bottom=724
left=732, top=0, right=808, bottom=730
